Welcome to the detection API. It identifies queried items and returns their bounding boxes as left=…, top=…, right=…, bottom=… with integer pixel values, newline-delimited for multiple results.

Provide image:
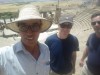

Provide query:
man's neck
left=96, top=33, right=100, bottom=38
left=25, top=43, right=40, bottom=60
left=57, top=32, right=68, bottom=39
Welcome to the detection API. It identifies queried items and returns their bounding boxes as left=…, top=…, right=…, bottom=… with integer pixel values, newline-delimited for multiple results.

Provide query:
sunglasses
left=91, top=21, right=100, bottom=26
left=17, top=22, right=41, bottom=32
left=60, top=22, right=72, bottom=29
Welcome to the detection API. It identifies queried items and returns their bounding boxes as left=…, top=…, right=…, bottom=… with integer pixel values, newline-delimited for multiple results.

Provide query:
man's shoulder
left=69, top=34, right=78, bottom=40
left=46, top=33, right=57, bottom=40
left=39, top=42, right=50, bottom=51
left=48, top=33, right=57, bottom=38
left=0, top=45, right=13, bottom=55
left=0, top=46, right=12, bottom=51
left=89, top=33, right=95, bottom=37
left=39, top=42, right=48, bottom=48
left=39, top=42, right=50, bottom=54
left=88, top=33, right=95, bottom=40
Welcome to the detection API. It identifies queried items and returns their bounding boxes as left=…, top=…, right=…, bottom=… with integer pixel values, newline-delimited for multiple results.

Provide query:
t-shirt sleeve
left=86, top=35, right=92, bottom=46
left=86, top=33, right=93, bottom=47
left=74, top=37, right=79, bottom=51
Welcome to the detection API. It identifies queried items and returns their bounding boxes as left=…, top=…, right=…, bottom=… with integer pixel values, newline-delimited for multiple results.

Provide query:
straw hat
left=6, top=5, right=51, bottom=33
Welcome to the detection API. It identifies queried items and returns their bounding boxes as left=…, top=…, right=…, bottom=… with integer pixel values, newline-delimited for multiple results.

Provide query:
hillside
left=0, top=0, right=90, bottom=4
left=0, top=0, right=57, bottom=4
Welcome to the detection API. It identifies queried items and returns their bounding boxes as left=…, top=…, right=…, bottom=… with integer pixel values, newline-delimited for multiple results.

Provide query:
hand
left=79, top=60, right=84, bottom=67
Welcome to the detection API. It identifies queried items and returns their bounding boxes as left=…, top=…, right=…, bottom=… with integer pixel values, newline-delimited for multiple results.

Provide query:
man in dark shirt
left=45, top=14, right=79, bottom=75
left=79, top=12, right=100, bottom=75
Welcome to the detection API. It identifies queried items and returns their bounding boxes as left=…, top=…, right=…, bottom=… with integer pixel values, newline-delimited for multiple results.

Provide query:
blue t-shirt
left=45, top=33, right=79, bottom=74
left=87, top=33, right=100, bottom=74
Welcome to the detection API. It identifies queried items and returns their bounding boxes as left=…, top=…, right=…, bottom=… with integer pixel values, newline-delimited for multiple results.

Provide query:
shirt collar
left=13, top=41, right=25, bottom=53
left=13, top=41, right=42, bottom=54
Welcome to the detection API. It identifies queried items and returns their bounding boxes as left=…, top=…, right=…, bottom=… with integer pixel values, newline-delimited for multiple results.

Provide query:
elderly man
left=0, top=5, right=51, bottom=75
left=45, top=14, right=79, bottom=75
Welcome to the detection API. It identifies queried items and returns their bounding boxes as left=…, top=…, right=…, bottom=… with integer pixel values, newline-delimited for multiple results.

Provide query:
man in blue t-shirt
left=79, top=12, right=100, bottom=75
left=45, top=14, right=79, bottom=75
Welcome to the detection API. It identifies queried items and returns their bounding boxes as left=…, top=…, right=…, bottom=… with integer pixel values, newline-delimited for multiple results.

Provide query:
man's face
left=91, top=16, right=100, bottom=35
left=18, top=19, right=41, bottom=46
left=59, top=22, right=72, bottom=36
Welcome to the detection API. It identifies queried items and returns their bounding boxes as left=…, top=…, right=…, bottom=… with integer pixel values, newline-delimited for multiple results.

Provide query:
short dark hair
left=91, top=12, right=100, bottom=19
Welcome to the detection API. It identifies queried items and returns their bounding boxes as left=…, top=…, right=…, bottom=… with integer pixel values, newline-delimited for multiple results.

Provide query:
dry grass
left=0, top=1, right=82, bottom=13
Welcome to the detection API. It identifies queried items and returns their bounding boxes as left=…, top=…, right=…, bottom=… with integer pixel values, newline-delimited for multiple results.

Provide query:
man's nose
left=26, top=26, right=33, bottom=33
left=95, top=22, right=100, bottom=26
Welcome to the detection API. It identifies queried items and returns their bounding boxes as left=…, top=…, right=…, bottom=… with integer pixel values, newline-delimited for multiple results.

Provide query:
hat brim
left=6, top=17, right=51, bottom=33
left=59, top=20, right=73, bottom=25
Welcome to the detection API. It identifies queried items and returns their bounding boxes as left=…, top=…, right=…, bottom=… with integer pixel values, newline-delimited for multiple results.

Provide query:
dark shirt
left=86, top=33, right=100, bottom=75
left=45, top=33, right=79, bottom=74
